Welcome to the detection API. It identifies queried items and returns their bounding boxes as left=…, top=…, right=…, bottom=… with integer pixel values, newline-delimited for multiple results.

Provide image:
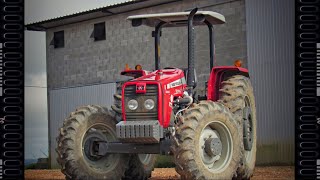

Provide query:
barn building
left=26, top=0, right=294, bottom=168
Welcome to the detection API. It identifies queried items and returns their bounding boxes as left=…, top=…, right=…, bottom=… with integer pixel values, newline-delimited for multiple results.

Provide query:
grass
left=154, top=155, right=175, bottom=168
left=25, top=163, right=37, bottom=169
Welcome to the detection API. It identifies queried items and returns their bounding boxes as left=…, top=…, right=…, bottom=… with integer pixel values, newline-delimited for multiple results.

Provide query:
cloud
left=25, top=73, right=47, bottom=87
left=25, top=87, right=48, bottom=159
left=25, top=31, right=46, bottom=79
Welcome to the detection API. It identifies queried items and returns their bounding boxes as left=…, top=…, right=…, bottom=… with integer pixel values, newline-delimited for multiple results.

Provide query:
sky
left=25, top=0, right=124, bottom=159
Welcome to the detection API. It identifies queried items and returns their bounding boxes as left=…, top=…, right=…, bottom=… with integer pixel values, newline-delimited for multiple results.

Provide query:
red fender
left=207, top=66, right=249, bottom=101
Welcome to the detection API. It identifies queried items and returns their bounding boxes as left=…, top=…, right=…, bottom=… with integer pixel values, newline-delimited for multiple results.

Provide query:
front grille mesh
left=124, top=84, right=158, bottom=121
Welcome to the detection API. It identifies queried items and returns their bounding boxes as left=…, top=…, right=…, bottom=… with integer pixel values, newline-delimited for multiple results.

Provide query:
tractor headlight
left=144, top=99, right=155, bottom=110
left=128, top=99, right=138, bottom=110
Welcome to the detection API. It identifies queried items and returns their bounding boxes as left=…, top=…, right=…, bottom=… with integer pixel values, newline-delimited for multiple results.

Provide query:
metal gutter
left=25, top=0, right=182, bottom=31
left=25, top=0, right=138, bottom=26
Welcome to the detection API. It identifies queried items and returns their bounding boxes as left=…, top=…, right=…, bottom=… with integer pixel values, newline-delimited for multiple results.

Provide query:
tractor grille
left=124, top=84, right=158, bottom=121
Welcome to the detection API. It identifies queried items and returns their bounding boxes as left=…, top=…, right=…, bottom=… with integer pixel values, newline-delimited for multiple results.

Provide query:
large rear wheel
left=219, top=75, right=257, bottom=179
left=172, top=101, right=241, bottom=179
left=56, top=105, right=128, bottom=180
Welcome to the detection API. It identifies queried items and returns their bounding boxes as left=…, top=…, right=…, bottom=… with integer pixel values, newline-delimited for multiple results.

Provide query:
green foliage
left=154, top=155, right=175, bottom=168
left=25, top=163, right=37, bottom=169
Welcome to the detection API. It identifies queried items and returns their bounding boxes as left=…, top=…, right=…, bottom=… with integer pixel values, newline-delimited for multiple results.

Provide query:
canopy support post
left=205, top=20, right=215, bottom=72
left=154, top=22, right=165, bottom=70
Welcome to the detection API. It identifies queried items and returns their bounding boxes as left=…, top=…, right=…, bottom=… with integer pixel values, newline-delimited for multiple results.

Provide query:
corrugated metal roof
left=25, top=0, right=181, bottom=31
left=27, top=0, right=136, bottom=25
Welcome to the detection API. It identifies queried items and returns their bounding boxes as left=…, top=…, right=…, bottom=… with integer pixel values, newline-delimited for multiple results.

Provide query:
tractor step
left=92, top=138, right=172, bottom=155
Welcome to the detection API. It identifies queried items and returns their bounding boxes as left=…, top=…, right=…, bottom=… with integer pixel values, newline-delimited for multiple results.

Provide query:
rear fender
left=207, top=66, right=249, bottom=101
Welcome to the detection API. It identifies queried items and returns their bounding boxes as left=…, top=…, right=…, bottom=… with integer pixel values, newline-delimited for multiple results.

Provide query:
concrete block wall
left=46, top=0, right=247, bottom=92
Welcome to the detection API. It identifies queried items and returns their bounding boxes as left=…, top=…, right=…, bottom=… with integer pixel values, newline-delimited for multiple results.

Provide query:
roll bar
left=128, top=8, right=225, bottom=89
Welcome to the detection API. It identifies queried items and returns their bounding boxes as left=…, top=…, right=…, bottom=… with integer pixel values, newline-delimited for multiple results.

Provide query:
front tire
left=123, top=154, right=156, bottom=180
left=172, top=101, right=241, bottom=180
left=56, top=105, right=128, bottom=180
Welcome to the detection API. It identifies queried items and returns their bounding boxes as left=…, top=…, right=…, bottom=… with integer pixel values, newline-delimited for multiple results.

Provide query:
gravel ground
left=25, top=166, right=294, bottom=180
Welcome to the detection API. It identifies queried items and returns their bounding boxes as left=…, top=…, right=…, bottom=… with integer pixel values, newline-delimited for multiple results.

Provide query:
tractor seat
left=163, top=67, right=177, bottom=69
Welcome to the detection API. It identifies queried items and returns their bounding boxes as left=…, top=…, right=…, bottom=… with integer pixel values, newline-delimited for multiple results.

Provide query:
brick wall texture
left=46, top=0, right=247, bottom=92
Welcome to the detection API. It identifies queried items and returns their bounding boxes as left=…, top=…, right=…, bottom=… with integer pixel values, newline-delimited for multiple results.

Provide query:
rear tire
left=56, top=105, right=128, bottom=180
left=219, top=75, right=257, bottom=179
left=111, top=83, right=157, bottom=180
left=172, top=101, right=241, bottom=180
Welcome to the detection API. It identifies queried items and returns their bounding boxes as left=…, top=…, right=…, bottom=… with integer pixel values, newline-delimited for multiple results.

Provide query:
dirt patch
left=250, top=166, right=294, bottom=180
left=25, top=166, right=294, bottom=180
left=25, top=169, right=64, bottom=180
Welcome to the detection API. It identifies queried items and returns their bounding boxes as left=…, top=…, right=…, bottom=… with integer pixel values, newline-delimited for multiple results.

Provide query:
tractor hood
left=132, top=68, right=185, bottom=85
left=122, top=68, right=187, bottom=128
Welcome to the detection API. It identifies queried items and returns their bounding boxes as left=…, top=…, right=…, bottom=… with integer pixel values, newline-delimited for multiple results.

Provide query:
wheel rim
left=82, top=123, right=120, bottom=172
left=199, top=121, right=233, bottom=173
left=138, top=154, right=152, bottom=165
left=243, top=96, right=254, bottom=162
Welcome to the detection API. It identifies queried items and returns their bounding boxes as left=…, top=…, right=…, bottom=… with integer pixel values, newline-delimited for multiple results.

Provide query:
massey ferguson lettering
left=167, top=78, right=186, bottom=89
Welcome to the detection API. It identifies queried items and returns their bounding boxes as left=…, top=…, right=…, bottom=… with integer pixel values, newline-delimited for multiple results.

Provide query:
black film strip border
left=296, top=0, right=320, bottom=179
left=0, top=0, right=24, bottom=179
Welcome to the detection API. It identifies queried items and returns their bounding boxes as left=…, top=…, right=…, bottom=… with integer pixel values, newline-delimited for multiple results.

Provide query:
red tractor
left=56, top=8, right=256, bottom=180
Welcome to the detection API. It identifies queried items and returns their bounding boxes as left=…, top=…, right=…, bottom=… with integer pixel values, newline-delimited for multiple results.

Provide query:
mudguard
left=207, top=66, right=249, bottom=101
